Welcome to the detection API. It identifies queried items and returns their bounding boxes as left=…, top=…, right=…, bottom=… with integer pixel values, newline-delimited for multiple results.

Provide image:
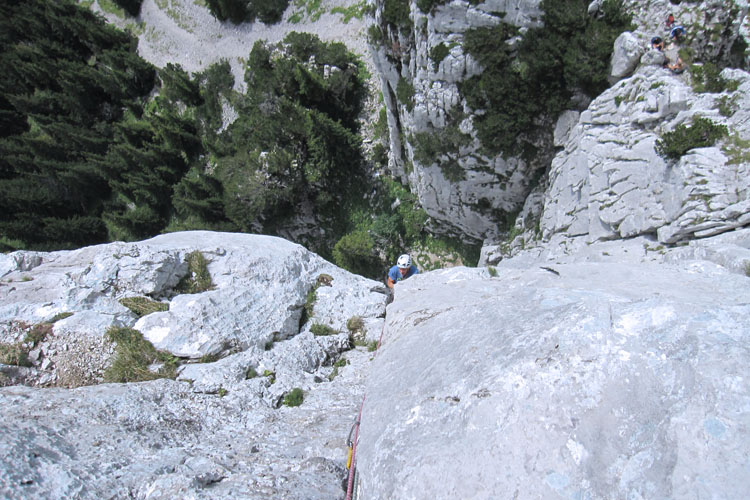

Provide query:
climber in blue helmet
left=670, top=25, right=686, bottom=42
left=386, top=254, right=419, bottom=289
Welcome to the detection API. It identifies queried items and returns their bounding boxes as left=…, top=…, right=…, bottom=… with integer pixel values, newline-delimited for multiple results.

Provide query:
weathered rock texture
left=356, top=229, right=750, bottom=499
left=372, top=0, right=749, bottom=244
left=0, top=231, right=387, bottom=387
left=370, top=0, right=546, bottom=241
left=541, top=66, right=750, bottom=246
left=0, top=231, right=389, bottom=499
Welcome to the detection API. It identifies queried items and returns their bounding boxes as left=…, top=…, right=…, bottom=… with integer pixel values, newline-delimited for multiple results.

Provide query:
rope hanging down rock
left=345, top=321, right=387, bottom=500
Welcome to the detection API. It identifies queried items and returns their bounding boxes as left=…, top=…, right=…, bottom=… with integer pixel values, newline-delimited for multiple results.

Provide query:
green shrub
left=176, top=251, right=214, bottom=294
left=331, top=1, right=368, bottom=23
left=718, top=95, right=738, bottom=117
left=346, top=316, right=365, bottom=333
left=119, top=297, right=169, bottom=317
left=367, top=340, right=379, bottom=352
left=417, top=0, right=449, bottom=13
left=199, top=353, right=221, bottom=363
left=104, top=326, right=179, bottom=383
left=328, top=357, right=349, bottom=380
left=246, top=367, right=258, bottom=379
left=24, top=323, right=53, bottom=347
left=0, top=343, right=31, bottom=367
left=49, top=312, right=74, bottom=323
left=430, top=43, right=450, bottom=68
left=263, top=369, right=276, bottom=384
left=283, top=387, right=304, bottom=407
left=367, top=24, right=384, bottom=45
left=218, top=387, right=228, bottom=397
left=459, top=0, right=633, bottom=155
left=412, top=116, right=471, bottom=182
left=374, top=106, right=389, bottom=141
left=488, top=266, right=498, bottom=277
left=333, top=230, right=381, bottom=277
left=396, top=77, right=415, bottom=111
left=310, top=323, right=338, bottom=336
left=204, top=0, right=290, bottom=24
left=655, top=117, right=728, bottom=160
left=691, top=63, right=733, bottom=93
left=383, top=0, right=410, bottom=29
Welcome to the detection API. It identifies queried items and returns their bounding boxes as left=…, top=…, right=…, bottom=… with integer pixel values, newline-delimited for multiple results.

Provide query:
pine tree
left=0, top=0, right=156, bottom=249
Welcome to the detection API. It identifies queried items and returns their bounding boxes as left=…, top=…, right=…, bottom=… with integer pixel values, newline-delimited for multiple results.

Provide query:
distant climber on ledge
left=386, top=254, right=419, bottom=289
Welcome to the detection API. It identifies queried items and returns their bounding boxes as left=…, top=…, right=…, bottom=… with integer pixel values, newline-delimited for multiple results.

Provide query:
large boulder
left=355, top=232, right=750, bottom=499
left=0, top=231, right=388, bottom=385
left=610, top=31, right=644, bottom=82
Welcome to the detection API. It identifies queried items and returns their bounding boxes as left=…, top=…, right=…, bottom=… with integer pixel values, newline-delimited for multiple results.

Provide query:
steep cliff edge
left=370, top=0, right=748, bottom=245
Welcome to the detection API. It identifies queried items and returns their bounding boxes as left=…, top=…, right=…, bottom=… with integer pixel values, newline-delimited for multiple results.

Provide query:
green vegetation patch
left=104, top=326, right=179, bottom=382
left=723, top=134, right=750, bottom=165
left=310, top=323, right=338, bottom=336
left=656, top=117, right=728, bottom=160
left=333, top=231, right=381, bottom=278
left=459, top=0, right=634, bottom=155
left=417, top=0, right=449, bottom=13
left=429, top=42, right=451, bottom=68
left=119, top=297, right=169, bottom=317
left=24, top=323, right=53, bottom=347
left=0, top=321, right=56, bottom=366
left=263, top=369, right=276, bottom=384
left=717, top=95, right=739, bottom=117
left=396, top=77, right=416, bottom=111
left=331, top=1, right=369, bottom=23
left=112, top=0, right=143, bottom=16
left=176, top=251, right=214, bottom=294
left=49, top=312, right=74, bottom=323
left=204, top=0, right=290, bottom=24
left=383, top=0, right=411, bottom=30
left=289, top=0, right=324, bottom=23
left=0, top=343, right=31, bottom=367
left=691, top=62, right=739, bottom=93
left=328, top=357, right=349, bottom=380
left=346, top=316, right=365, bottom=334
left=411, top=110, right=472, bottom=182
left=282, top=387, right=304, bottom=406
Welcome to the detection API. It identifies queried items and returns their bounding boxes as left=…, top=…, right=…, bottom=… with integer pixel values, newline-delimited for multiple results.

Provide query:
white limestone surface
left=356, top=241, right=750, bottom=499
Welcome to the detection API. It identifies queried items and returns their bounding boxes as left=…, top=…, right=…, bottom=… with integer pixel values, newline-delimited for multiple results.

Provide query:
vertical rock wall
left=370, top=0, right=546, bottom=242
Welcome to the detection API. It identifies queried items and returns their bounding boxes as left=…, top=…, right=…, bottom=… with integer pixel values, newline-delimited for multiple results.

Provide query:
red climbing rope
left=345, top=320, right=387, bottom=500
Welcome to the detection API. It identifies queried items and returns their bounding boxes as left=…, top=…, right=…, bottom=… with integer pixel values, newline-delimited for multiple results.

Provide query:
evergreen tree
left=113, top=0, right=144, bottom=17
left=0, top=0, right=155, bottom=249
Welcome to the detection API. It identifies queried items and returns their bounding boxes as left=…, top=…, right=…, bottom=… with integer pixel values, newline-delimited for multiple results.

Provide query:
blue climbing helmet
left=670, top=25, right=686, bottom=39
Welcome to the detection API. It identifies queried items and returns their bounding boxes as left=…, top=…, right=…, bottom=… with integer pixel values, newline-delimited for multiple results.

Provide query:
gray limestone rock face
left=370, top=0, right=546, bottom=242
left=0, top=231, right=386, bottom=499
left=0, top=344, right=374, bottom=500
left=610, top=31, right=644, bottom=82
left=0, top=231, right=387, bottom=385
left=539, top=66, right=750, bottom=246
left=355, top=237, right=750, bottom=499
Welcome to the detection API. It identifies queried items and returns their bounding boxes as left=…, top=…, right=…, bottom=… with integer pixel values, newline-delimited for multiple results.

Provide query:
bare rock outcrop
left=355, top=230, right=750, bottom=499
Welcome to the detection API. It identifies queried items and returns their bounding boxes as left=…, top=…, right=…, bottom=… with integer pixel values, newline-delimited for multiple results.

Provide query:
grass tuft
left=282, top=387, right=304, bottom=407
left=175, top=251, right=214, bottom=294
left=103, top=326, right=179, bottom=383
left=119, top=296, right=169, bottom=317
left=310, top=323, right=338, bottom=336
